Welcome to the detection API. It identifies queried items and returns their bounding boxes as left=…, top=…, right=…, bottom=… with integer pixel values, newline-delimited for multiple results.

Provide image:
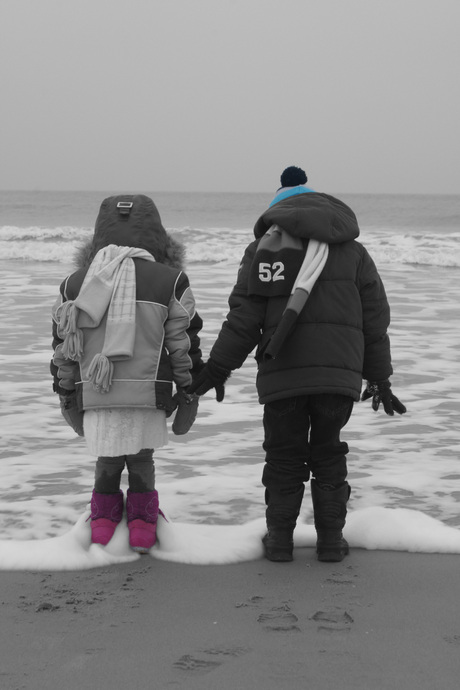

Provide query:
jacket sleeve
left=165, top=271, right=199, bottom=388
left=187, top=311, right=204, bottom=373
left=210, top=242, right=267, bottom=370
left=50, top=284, right=81, bottom=394
left=358, top=247, right=393, bottom=381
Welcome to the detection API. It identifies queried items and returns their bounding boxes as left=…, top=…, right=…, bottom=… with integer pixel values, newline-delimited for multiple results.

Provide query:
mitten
left=361, top=380, right=407, bottom=416
left=188, top=359, right=231, bottom=402
left=172, top=388, right=200, bottom=435
left=59, top=391, right=84, bottom=436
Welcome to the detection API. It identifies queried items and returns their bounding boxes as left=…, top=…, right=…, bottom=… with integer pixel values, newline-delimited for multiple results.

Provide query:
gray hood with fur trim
left=75, top=194, right=186, bottom=270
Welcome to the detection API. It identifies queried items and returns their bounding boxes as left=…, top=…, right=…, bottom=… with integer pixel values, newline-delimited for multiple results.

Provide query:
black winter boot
left=311, top=480, right=351, bottom=562
left=262, top=486, right=305, bottom=562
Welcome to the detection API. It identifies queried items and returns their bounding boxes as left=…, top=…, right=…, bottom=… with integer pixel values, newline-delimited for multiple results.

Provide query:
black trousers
left=262, top=394, right=354, bottom=494
left=94, top=448, right=155, bottom=493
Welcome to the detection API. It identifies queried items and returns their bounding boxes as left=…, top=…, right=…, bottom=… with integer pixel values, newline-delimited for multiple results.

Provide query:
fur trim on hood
left=74, top=194, right=186, bottom=271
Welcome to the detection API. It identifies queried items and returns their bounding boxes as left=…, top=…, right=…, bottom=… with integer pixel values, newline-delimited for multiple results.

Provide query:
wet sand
left=1, top=548, right=460, bottom=689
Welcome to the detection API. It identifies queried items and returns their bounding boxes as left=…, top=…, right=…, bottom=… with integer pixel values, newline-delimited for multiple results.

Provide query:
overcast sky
left=1, top=0, right=459, bottom=194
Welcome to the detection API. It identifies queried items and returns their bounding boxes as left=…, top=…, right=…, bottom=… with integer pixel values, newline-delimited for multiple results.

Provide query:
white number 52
left=258, top=261, right=285, bottom=282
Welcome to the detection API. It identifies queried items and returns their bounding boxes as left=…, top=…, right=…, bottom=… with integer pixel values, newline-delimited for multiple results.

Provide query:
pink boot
left=90, top=490, right=124, bottom=545
left=126, top=489, right=159, bottom=553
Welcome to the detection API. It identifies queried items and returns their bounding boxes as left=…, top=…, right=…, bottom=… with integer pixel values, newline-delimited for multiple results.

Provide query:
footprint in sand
left=234, top=595, right=264, bottom=608
left=236, top=595, right=301, bottom=633
left=322, top=565, right=358, bottom=588
left=173, top=646, right=250, bottom=674
left=173, top=655, right=222, bottom=673
left=310, top=609, right=354, bottom=634
left=257, top=607, right=301, bottom=633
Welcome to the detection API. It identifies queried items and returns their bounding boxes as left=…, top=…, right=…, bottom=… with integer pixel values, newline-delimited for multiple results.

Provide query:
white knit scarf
left=55, top=244, right=156, bottom=393
left=286, top=238, right=329, bottom=312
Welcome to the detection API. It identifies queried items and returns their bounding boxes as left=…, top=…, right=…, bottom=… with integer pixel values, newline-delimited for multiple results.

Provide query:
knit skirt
left=84, top=407, right=168, bottom=457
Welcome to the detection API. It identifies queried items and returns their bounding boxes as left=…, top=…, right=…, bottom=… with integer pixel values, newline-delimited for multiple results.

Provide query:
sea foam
left=2, top=225, right=460, bottom=267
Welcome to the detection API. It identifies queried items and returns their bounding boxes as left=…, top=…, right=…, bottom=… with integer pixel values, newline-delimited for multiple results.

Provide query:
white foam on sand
left=2, top=504, right=460, bottom=571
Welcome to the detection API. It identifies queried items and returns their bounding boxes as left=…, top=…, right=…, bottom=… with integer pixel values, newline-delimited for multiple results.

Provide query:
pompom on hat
left=280, top=166, right=308, bottom=188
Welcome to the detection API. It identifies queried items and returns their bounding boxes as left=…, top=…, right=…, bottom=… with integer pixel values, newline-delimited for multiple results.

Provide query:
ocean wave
left=0, top=225, right=93, bottom=240
left=361, top=231, right=460, bottom=268
left=0, top=226, right=93, bottom=263
left=1, top=225, right=459, bottom=268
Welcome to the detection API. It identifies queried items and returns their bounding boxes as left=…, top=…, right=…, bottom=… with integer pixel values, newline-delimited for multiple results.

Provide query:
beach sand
left=1, top=549, right=460, bottom=689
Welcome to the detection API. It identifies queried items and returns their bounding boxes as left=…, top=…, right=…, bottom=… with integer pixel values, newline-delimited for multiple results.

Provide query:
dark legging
left=94, top=448, right=155, bottom=493
left=262, top=394, right=354, bottom=494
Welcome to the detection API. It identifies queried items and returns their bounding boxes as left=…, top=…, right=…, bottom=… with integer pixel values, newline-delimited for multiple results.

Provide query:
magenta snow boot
left=90, top=490, right=124, bottom=545
left=126, top=489, right=160, bottom=553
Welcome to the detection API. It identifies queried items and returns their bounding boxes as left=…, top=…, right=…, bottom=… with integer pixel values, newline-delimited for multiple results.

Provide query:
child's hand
left=172, top=388, right=199, bottom=435
left=188, top=359, right=230, bottom=402
left=361, top=380, right=407, bottom=416
left=59, top=392, right=84, bottom=436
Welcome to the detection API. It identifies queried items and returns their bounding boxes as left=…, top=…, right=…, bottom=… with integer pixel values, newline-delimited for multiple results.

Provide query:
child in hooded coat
left=190, top=167, right=406, bottom=563
left=51, top=194, right=203, bottom=553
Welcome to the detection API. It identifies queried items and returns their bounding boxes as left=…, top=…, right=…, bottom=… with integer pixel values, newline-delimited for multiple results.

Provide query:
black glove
left=188, top=359, right=231, bottom=402
left=361, top=380, right=407, bottom=416
left=171, top=387, right=200, bottom=435
left=59, top=391, right=84, bottom=436
left=191, top=358, right=206, bottom=380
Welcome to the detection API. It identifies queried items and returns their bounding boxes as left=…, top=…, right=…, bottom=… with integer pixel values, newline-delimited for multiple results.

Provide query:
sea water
left=0, top=190, right=459, bottom=568
left=1, top=190, right=459, bottom=267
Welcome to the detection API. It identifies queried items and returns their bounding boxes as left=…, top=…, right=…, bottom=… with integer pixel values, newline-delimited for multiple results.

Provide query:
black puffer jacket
left=210, top=193, right=392, bottom=403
